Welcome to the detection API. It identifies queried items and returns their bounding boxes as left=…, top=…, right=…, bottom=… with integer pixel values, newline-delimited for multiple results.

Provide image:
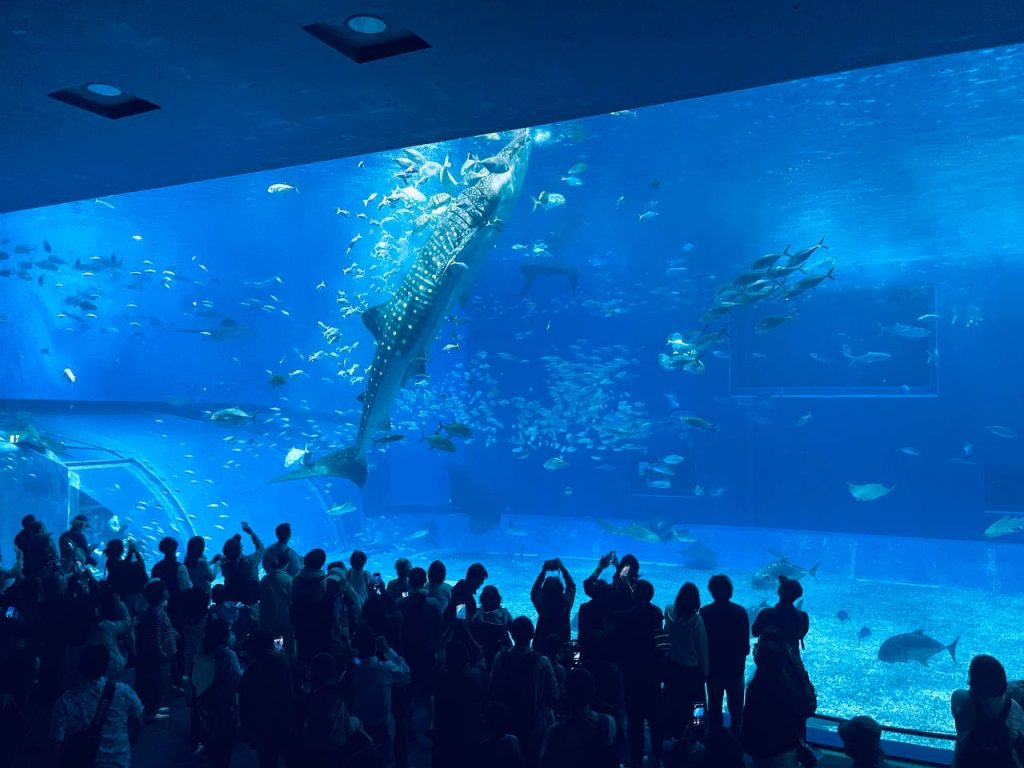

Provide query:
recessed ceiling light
left=85, top=83, right=123, bottom=97
left=345, top=15, right=387, bottom=34
left=305, top=15, right=429, bottom=64
left=49, top=83, right=160, bottom=120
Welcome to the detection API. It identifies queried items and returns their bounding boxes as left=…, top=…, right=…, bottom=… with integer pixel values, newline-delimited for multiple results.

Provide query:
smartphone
left=572, top=649, right=581, bottom=665
left=692, top=701, right=706, bottom=728
left=372, top=572, right=383, bottom=586
left=619, top=564, right=631, bottom=579
left=4, top=606, right=15, bottom=619
left=273, top=636, right=284, bottom=652
left=455, top=603, right=466, bottom=620
left=401, top=591, right=410, bottom=599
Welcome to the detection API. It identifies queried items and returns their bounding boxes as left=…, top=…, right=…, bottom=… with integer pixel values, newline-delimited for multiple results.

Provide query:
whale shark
left=274, top=130, right=532, bottom=486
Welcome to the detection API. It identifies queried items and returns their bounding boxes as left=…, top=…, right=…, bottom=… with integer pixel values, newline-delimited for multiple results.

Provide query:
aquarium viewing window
left=4, top=42, right=1024, bottom=747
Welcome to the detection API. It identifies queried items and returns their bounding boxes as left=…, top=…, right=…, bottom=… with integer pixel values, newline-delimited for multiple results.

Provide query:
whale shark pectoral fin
left=402, top=359, right=427, bottom=386
left=270, top=464, right=321, bottom=483
left=270, top=447, right=367, bottom=487
left=362, top=303, right=390, bottom=340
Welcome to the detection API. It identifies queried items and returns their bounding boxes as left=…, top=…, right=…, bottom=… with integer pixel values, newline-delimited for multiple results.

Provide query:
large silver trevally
left=274, top=130, right=532, bottom=486
left=877, top=630, right=958, bottom=665
left=751, top=556, right=819, bottom=590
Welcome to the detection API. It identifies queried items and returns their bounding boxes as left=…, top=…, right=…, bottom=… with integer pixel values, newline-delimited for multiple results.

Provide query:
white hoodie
left=664, top=605, right=709, bottom=676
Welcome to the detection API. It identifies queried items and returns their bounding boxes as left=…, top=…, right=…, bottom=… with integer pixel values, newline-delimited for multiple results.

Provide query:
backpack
left=304, top=689, right=353, bottom=754
left=757, top=631, right=816, bottom=718
left=303, top=684, right=373, bottom=762
left=793, top=659, right=817, bottom=719
left=958, top=696, right=1017, bottom=768
left=471, top=614, right=511, bottom=667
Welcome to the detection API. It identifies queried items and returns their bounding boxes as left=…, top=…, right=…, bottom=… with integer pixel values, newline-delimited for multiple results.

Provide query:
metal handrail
left=811, top=712, right=957, bottom=742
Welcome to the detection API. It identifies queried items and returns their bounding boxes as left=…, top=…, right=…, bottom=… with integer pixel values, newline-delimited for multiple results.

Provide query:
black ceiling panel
left=2, top=0, right=1023, bottom=212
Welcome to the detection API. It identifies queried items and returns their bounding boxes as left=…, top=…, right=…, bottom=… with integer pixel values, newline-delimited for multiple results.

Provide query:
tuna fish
left=842, top=344, right=892, bottom=366
left=785, top=237, right=827, bottom=268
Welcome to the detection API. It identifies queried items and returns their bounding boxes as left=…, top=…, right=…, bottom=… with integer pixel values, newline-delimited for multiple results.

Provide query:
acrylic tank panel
left=3, top=43, right=1024, bottom=737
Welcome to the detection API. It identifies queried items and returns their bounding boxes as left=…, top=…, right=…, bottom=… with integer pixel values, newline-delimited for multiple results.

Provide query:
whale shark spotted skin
left=274, top=130, right=532, bottom=486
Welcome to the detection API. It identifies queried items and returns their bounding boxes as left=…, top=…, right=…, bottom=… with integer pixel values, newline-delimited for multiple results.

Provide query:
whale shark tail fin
left=270, top=446, right=367, bottom=487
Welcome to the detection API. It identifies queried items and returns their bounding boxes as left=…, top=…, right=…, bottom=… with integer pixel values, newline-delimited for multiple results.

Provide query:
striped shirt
left=137, top=605, right=177, bottom=660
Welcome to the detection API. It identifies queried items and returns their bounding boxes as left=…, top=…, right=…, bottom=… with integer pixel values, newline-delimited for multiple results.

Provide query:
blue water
left=3, top=43, right=1024, bottom=737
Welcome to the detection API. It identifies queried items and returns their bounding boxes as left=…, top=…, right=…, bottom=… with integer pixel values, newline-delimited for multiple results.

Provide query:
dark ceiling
left=3, top=1, right=1024, bottom=213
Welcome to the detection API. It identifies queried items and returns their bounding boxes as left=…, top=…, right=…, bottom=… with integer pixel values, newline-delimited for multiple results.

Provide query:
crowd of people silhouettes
left=1, top=513, right=1022, bottom=767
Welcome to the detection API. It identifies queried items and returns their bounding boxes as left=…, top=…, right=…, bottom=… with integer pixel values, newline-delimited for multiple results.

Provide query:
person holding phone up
left=443, top=562, right=488, bottom=627
left=531, top=558, right=577, bottom=650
